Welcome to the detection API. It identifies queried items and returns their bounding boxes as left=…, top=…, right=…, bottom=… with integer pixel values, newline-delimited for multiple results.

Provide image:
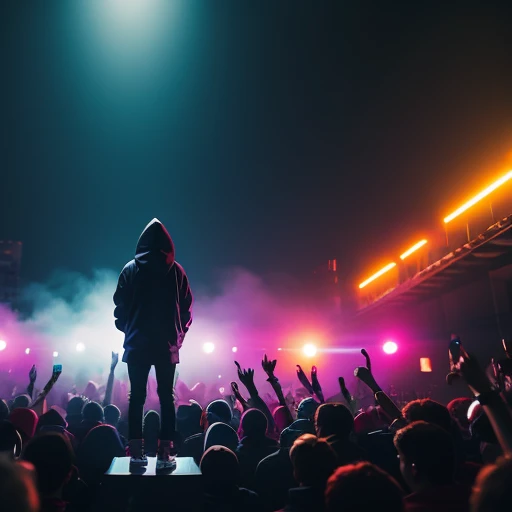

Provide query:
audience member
left=325, top=461, right=404, bottom=512
left=0, top=420, right=23, bottom=458
left=471, top=456, right=512, bottom=512
left=0, top=456, right=40, bottom=512
left=9, top=408, right=38, bottom=443
left=204, top=422, right=239, bottom=453
left=394, top=420, right=471, bottom=512
left=315, top=403, right=366, bottom=466
left=104, top=405, right=121, bottom=429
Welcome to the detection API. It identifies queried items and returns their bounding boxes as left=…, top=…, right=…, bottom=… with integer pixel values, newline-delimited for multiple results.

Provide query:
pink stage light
left=382, top=341, right=398, bottom=354
left=25, top=348, right=30, bottom=355
left=303, top=343, right=317, bottom=357
left=202, top=342, right=215, bottom=354
left=0, top=340, right=6, bottom=351
left=232, top=347, right=238, bottom=353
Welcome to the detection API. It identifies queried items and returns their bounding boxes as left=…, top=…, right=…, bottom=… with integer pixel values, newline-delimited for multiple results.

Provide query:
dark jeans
left=127, top=360, right=176, bottom=441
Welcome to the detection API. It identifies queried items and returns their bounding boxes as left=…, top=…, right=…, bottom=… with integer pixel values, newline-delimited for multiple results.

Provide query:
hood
left=204, top=422, right=239, bottom=453
left=135, top=218, right=175, bottom=270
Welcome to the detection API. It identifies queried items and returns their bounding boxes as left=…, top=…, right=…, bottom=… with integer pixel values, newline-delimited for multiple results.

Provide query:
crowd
left=1, top=343, right=512, bottom=512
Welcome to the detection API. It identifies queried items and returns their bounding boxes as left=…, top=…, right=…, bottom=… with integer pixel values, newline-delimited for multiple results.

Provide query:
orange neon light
left=358, top=262, right=397, bottom=289
left=444, top=170, right=512, bottom=223
left=400, top=239, right=428, bottom=260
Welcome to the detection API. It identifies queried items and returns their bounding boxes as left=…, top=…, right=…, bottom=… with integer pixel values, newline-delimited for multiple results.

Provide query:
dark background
left=2, top=1, right=512, bottom=289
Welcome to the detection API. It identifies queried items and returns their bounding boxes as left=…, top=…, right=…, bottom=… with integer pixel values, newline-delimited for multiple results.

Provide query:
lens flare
left=76, top=342, right=86, bottom=352
left=382, top=341, right=398, bottom=355
left=0, top=340, right=6, bottom=351
left=303, top=343, right=317, bottom=357
left=25, top=348, right=31, bottom=355
left=203, top=342, right=215, bottom=354
left=232, top=347, right=238, bottom=353
left=53, top=351, right=59, bottom=358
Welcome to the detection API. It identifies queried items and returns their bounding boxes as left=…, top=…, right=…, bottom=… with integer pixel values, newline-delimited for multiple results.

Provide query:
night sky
left=2, top=1, right=512, bottom=289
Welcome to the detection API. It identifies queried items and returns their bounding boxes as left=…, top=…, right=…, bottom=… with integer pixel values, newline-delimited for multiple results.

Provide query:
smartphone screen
left=449, top=336, right=461, bottom=371
left=53, top=364, right=62, bottom=373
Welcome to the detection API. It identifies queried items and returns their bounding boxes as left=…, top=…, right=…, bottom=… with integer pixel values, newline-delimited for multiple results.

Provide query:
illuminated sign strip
left=400, top=239, right=428, bottom=260
left=444, top=170, right=512, bottom=224
left=358, top=262, right=397, bottom=289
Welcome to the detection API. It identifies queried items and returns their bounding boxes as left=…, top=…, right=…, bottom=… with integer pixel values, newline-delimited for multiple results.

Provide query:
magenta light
left=0, top=340, right=6, bottom=351
left=383, top=341, right=398, bottom=355
left=232, top=347, right=238, bottom=353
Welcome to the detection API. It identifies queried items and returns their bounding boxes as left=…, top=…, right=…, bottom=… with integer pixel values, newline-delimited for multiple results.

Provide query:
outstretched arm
left=262, top=355, right=294, bottom=427
left=30, top=366, right=62, bottom=416
left=103, top=352, right=118, bottom=407
left=310, top=366, right=325, bottom=403
left=27, top=365, right=37, bottom=399
left=338, top=377, right=358, bottom=416
left=235, top=361, right=276, bottom=434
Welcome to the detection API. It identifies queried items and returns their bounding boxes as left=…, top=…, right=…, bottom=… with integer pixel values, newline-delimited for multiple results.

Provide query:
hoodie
left=114, top=219, right=193, bottom=364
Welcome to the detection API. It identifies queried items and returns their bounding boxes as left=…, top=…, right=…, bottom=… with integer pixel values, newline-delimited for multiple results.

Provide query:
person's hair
left=315, top=403, right=354, bottom=438
left=0, top=399, right=10, bottom=421
left=23, top=433, right=74, bottom=495
left=204, top=422, right=239, bottom=453
left=82, top=401, right=104, bottom=423
left=240, top=408, right=267, bottom=438
left=104, top=404, right=121, bottom=426
left=325, top=462, right=404, bottom=512
left=0, top=421, right=23, bottom=458
left=394, top=421, right=455, bottom=486
left=12, top=395, right=31, bottom=410
left=297, top=398, right=320, bottom=421
left=0, top=456, right=39, bottom=512
left=200, top=445, right=239, bottom=491
left=206, top=400, right=232, bottom=425
left=471, top=456, right=512, bottom=512
left=67, top=396, right=86, bottom=417
left=402, top=399, right=452, bottom=432
left=289, top=434, right=337, bottom=487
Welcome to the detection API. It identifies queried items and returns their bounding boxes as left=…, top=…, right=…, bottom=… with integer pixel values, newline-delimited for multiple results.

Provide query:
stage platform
left=98, top=457, right=203, bottom=512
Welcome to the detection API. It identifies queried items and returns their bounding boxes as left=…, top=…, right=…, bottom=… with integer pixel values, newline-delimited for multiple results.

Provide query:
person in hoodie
left=114, top=218, right=193, bottom=470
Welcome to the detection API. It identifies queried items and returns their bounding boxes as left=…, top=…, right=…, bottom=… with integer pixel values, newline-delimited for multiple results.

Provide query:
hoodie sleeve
left=178, top=267, right=193, bottom=333
left=113, top=269, right=131, bottom=332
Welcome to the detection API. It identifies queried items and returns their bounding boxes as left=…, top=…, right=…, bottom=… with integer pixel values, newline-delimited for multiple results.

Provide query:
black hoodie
left=113, top=219, right=193, bottom=364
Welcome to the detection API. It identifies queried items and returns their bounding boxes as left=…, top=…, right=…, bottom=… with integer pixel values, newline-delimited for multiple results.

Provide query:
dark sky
left=2, top=1, right=512, bottom=289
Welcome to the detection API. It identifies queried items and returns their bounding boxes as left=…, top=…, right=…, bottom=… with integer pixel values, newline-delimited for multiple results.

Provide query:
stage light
left=218, top=375, right=222, bottom=379
left=232, top=347, right=238, bottom=353
left=444, top=170, right=512, bottom=223
left=0, top=340, right=6, bottom=351
left=203, top=342, right=215, bottom=354
left=382, top=341, right=398, bottom=355
left=219, top=387, right=225, bottom=394
left=359, top=262, right=397, bottom=289
left=25, top=348, right=30, bottom=355
left=53, top=351, right=59, bottom=358
left=76, top=342, right=85, bottom=352
left=277, top=347, right=282, bottom=351
left=303, top=343, right=317, bottom=357
left=400, top=239, right=428, bottom=260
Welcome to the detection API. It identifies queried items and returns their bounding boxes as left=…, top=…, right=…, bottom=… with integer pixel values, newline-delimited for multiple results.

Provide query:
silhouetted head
left=297, top=397, right=320, bottom=421
left=37, top=409, right=67, bottom=431
left=104, top=405, right=121, bottom=427
left=204, top=422, right=239, bottom=453
left=273, top=406, right=292, bottom=433
left=394, top=420, right=455, bottom=492
left=326, top=462, right=404, bottom=512
left=12, top=395, right=31, bottom=410
left=82, top=402, right=104, bottom=423
left=315, top=403, right=354, bottom=439
left=471, top=456, right=512, bottom=512
left=177, top=402, right=202, bottom=439
left=402, top=399, right=452, bottom=433
left=0, top=456, right=39, bottom=512
left=0, top=400, right=9, bottom=421
left=290, top=434, right=337, bottom=488
left=23, top=433, right=74, bottom=496
left=240, top=409, right=267, bottom=438
left=206, top=400, right=232, bottom=426
left=9, top=408, right=38, bottom=442
left=135, top=219, right=175, bottom=270
left=66, top=396, right=86, bottom=426
left=200, top=446, right=239, bottom=493
left=280, top=419, right=316, bottom=449
left=0, top=421, right=23, bottom=458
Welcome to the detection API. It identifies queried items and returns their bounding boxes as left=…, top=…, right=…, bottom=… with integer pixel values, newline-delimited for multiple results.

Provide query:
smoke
left=0, top=267, right=360, bottom=400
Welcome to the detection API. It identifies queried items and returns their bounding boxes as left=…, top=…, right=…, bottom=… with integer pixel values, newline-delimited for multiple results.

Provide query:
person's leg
left=154, top=361, right=177, bottom=442
left=127, top=362, right=151, bottom=440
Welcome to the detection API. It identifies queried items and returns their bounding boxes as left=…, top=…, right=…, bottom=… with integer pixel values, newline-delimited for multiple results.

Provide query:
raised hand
left=311, top=366, right=325, bottom=403
left=110, top=352, right=119, bottom=372
left=235, top=362, right=255, bottom=388
left=361, top=349, right=372, bottom=373
left=296, top=365, right=315, bottom=394
left=353, top=366, right=381, bottom=393
left=262, top=354, right=277, bottom=379
left=459, top=347, right=494, bottom=396
left=29, top=365, right=37, bottom=383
